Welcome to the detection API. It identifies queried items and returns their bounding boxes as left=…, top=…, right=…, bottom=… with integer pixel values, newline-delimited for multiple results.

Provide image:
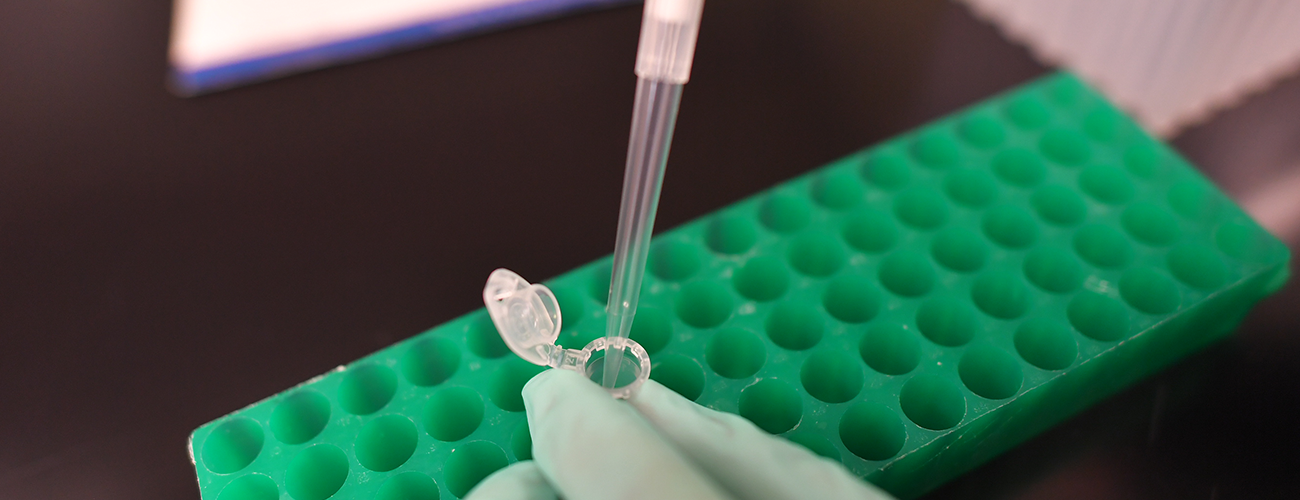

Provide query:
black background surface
left=1, top=1, right=1298, bottom=498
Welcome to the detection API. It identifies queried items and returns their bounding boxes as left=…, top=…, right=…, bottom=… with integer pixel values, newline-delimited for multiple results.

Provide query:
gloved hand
left=464, top=369, right=896, bottom=500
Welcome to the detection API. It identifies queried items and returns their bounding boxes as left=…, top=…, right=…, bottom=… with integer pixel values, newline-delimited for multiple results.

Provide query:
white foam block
left=961, top=0, right=1300, bottom=136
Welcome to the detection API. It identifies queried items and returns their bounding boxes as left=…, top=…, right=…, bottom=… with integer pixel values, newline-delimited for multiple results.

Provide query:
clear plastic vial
left=484, top=269, right=651, bottom=399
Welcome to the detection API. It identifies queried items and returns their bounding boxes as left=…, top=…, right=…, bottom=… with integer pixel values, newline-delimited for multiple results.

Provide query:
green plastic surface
left=190, top=73, right=1290, bottom=500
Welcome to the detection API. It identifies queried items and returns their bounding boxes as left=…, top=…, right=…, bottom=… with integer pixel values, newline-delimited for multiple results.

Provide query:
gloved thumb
left=523, top=369, right=734, bottom=500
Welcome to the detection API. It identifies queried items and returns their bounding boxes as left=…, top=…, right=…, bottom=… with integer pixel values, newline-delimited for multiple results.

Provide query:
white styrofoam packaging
left=961, top=0, right=1300, bottom=136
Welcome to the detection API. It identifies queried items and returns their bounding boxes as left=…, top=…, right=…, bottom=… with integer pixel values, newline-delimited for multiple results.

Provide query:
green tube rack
left=189, top=73, right=1290, bottom=500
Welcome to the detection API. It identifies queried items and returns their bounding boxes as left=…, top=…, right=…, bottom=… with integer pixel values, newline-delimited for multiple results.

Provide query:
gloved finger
left=629, top=380, right=895, bottom=500
left=463, top=461, right=559, bottom=500
left=522, top=369, right=734, bottom=500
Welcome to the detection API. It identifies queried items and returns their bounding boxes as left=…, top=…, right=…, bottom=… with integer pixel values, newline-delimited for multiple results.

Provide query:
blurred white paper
left=169, top=0, right=634, bottom=95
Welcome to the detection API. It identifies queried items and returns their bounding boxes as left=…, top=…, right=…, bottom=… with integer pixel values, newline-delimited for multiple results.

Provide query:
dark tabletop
left=2, top=1, right=1297, bottom=498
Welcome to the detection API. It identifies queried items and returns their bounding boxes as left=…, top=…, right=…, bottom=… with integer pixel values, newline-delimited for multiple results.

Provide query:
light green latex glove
left=464, top=369, right=896, bottom=500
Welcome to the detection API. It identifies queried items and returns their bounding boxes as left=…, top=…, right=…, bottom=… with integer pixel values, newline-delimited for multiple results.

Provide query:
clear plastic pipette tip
left=602, top=0, right=704, bottom=390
